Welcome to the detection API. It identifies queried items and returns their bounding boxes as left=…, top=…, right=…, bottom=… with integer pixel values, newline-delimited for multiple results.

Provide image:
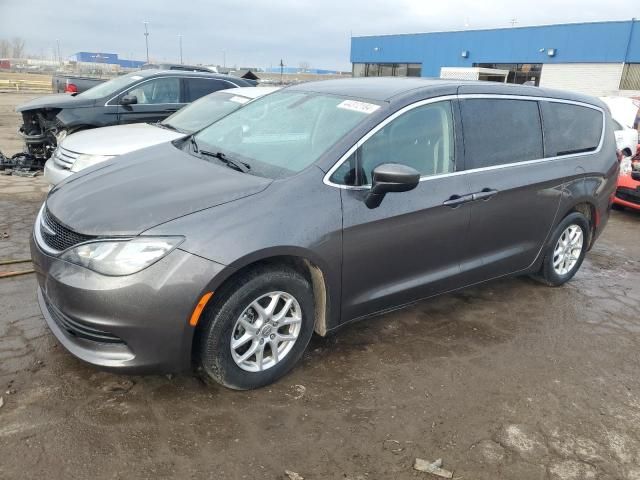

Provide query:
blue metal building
left=263, top=66, right=341, bottom=75
left=350, top=20, right=640, bottom=95
left=70, top=52, right=145, bottom=69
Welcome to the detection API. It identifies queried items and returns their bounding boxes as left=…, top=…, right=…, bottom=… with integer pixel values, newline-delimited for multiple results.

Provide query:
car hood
left=46, top=142, right=272, bottom=236
left=16, top=93, right=95, bottom=112
left=61, top=123, right=185, bottom=156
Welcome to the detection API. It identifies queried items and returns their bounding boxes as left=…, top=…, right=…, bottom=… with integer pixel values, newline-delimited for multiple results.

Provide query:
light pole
left=279, top=59, right=284, bottom=85
left=56, top=39, right=61, bottom=65
left=222, top=50, right=226, bottom=68
left=143, top=21, right=150, bottom=63
left=178, top=35, right=183, bottom=64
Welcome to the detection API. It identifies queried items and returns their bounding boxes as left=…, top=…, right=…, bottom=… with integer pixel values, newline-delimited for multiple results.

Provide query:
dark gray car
left=17, top=69, right=253, bottom=162
left=30, top=78, right=618, bottom=389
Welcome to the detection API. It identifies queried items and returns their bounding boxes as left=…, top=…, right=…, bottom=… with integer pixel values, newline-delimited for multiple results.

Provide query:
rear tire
left=533, top=212, right=589, bottom=287
left=196, top=266, right=315, bottom=390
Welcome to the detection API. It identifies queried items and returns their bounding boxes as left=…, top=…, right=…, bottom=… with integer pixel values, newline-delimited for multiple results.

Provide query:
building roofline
left=352, top=18, right=637, bottom=40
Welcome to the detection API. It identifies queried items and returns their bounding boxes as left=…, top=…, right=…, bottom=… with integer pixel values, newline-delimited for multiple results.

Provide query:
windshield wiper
left=200, top=150, right=251, bottom=173
left=155, top=122, right=178, bottom=131
left=190, top=136, right=200, bottom=153
left=156, top=122, right=189, bottom=134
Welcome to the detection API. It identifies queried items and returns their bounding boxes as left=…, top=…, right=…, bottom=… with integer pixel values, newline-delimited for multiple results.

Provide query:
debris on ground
left=11, top=169, right=40, bottom=177
left=382, top=439, right=404, bottom=454
left=413, top=458, right=453, bottom=478
left=0, top=269, right=35, bottom=279
left=101, top=379, right=135, bottom=393
left=0, top=396, right=4, bottom=409
left=284, top=470, right=304, bottom=480
left=0, top=150, right=42, bottom=174
left=0, top=258, right=31, bottom=266
left=287, top=384, right=306, bottom=400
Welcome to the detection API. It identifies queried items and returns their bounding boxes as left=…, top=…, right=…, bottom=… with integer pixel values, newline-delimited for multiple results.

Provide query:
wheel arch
left=199, top=249, right=333, bottom=340
left=563, top=200, right=597, bottom=248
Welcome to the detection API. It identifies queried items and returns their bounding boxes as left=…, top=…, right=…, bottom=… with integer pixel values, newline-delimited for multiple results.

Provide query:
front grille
left=40, top=206, right=94, bottom=252
left=616, top=187, right=640, bottom=205
left=52, top=146, right=80, bottom=170
left=44, top=294, right=124, bottom=344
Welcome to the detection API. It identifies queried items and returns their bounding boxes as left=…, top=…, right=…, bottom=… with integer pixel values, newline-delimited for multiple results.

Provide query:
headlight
left=59, top=237, right=184, bottom=276
left=56, top=129, right=68, bottom=143
left=71, top=154, right=115, bottom=173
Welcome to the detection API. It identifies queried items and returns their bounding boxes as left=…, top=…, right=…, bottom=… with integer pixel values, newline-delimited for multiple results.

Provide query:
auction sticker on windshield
left=337, top=100, right=380, bottom=114
left=229, top=96, right=250, bottom=104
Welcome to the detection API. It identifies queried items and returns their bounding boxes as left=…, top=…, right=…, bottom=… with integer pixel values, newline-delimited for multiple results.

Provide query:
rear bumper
left=31, top=234, right=226, bottom=374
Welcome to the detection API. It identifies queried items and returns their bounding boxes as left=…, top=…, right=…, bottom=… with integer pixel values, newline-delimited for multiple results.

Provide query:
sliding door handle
left=473, top=189, right=499, bottom=201
left=443, top=194, right=473, bottom=207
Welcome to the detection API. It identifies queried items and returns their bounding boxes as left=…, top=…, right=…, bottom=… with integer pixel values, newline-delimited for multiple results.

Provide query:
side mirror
left=120, top=94, right=138, bottom=106
left=365, top=163, right=420, bottom=209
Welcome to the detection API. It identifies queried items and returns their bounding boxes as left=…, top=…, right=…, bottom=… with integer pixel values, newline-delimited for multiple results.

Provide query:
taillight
left=65, top=83, right=78, bottom=93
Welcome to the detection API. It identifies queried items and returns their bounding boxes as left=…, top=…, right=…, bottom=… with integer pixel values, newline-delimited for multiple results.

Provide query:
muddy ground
left=1, top=92, right=640, bottom=480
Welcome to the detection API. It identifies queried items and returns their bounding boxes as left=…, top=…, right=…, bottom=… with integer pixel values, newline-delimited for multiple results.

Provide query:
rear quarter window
left=460, top=98, right=543, bottom=169
left=184, top=78, right=231, bottom=102
left=541, top=102, right=603, bottom=157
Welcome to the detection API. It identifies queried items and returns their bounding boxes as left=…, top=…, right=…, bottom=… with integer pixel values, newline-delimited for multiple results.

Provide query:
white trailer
left=440, top=67, right=509, bottom=83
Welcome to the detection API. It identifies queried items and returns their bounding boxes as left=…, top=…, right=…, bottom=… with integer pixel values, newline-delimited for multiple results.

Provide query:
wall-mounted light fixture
left=373, top=47, right=381, bottom=52
left=461, top=50, right=469, bottom=58
left=547, top=48, right=557, bottom=57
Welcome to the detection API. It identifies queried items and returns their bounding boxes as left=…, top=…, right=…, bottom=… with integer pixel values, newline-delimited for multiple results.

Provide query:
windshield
left=192, top=91, right=378, bottom=178
left=78, top=72, right=149, bottom=100
left=162, top=92, right=248, bottom=133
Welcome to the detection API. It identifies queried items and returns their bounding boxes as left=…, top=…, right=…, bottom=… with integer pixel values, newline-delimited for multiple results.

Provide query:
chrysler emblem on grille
left=41, top=218, right=56, bottom=236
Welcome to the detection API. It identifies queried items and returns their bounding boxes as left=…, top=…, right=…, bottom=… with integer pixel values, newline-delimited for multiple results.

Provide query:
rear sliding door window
left=460, top=99, right=543, bottom=169
left=541, top=102, right=603, bottom=157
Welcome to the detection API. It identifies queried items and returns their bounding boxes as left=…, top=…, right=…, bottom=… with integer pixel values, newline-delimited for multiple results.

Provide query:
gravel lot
left=1, top=91, right=640, bottom=480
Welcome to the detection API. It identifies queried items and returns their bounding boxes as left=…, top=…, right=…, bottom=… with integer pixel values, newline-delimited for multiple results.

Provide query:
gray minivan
left=30, top=78, right=618, bottom=389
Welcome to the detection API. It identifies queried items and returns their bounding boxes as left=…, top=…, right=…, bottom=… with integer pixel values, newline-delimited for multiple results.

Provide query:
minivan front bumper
left=30, top=234, right=226, bottom=373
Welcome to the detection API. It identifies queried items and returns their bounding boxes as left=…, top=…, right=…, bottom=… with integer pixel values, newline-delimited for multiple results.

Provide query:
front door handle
left=472, top=189, right=499, bottom=201
left=443, top=194, right=474, bottom=207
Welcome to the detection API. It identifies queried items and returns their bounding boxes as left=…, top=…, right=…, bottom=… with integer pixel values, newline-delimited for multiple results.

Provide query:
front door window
left=126, top=77, right=180, bottom=104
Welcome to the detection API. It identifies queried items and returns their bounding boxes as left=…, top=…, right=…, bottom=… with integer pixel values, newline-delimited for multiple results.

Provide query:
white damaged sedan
left=44, top=86, right=279, bottom=185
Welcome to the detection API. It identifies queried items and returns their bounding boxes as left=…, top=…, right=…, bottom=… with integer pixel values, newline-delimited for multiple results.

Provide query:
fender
left=199, top=246, right=338, bottom=336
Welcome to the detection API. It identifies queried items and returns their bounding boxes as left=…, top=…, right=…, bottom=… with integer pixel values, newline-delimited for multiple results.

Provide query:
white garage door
left=539, top=63, right=624, bottom=96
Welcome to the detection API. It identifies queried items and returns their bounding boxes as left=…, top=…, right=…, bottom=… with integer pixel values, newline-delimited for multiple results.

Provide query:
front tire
left=197, top=267, right=315, bottom=390
left=535, top=212, right=589, bottom=286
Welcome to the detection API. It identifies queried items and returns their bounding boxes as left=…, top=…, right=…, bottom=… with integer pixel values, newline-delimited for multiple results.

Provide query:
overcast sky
left=0, top=0, right=637, bottom=70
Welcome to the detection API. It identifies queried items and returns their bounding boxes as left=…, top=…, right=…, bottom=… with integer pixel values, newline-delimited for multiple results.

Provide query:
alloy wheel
left=552, top=225, right=584, bottom=276
left=230, top=291, right=302, bottom=372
